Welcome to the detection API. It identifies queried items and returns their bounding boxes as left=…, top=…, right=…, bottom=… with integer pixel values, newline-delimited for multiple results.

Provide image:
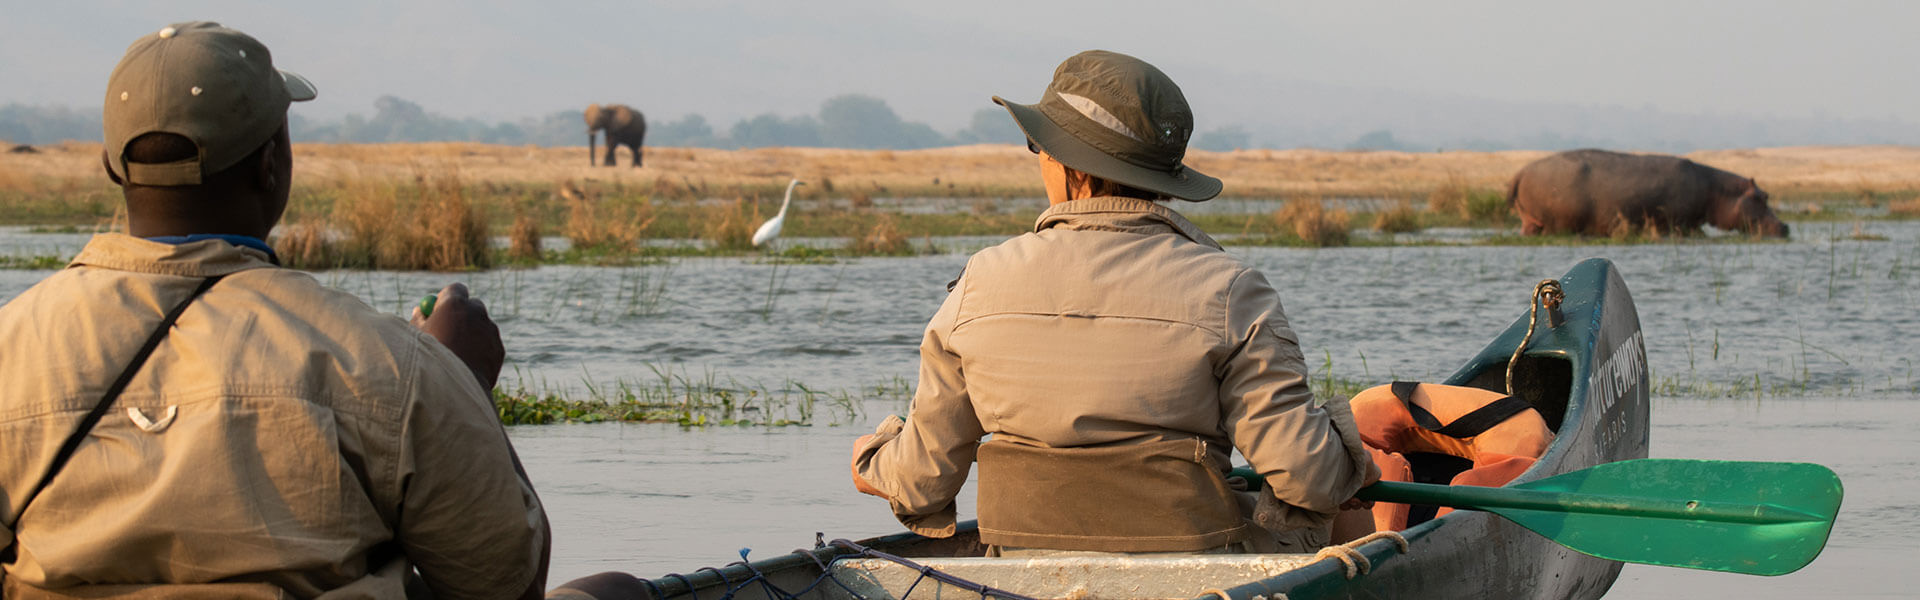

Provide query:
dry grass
left=274, top=221, right=333, bottom=267
left=274, top=165, right=490, bottom=270
left=1891, top=197, right=1920, bottom=216
left=1275, top=198, right=1352, bottom=247
left=1372, top=200, right=1422, bottom=234
left=10, top=142, right=1920, bottom=207
left=1425, top=171, right=1511, bottom=223
left=850, top=214, right=911, bottom=255
left=509, top=210, right=542, bottom=260
left=704, top=198, right=759, bottom=251
left=12, top=142, right=1920, bottom=244
left=560, top=180, right=654, bottom=252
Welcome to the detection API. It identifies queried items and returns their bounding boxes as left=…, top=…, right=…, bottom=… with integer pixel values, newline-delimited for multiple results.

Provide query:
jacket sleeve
left=392, top=334, right=550, bottom=598
left=852, top=286, right=985, bottom=538
left=1217, top=268, right=1379, bottom=530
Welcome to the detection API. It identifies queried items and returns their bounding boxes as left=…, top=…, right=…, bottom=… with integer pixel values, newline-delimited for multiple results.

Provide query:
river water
left=2, top=220, right=1916, bottom=598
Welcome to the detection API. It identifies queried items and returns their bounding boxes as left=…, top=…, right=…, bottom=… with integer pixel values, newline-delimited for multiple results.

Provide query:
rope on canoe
left=1311, top=545, right=1369, bottom=579
left=627, top=538, right=1040, bottom=600
left=1309, top=530, right=1410, bottom=580
left=1507, top=279, right=1565, bottom=396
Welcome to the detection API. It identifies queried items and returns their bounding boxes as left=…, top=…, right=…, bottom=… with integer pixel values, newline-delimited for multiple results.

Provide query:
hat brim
left=993, top=96, right=1221, bottom=202
left=280, top=70, right=317, bottom=102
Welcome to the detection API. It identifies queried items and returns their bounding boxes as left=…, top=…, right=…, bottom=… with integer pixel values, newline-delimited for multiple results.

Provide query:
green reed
left=494, top=363, right=903, bottom=427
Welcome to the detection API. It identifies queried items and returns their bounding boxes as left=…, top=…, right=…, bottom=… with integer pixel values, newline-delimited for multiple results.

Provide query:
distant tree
left=1192, top=126, right=1251, bottom=151
left=730, top=113, right=822, bottom=148
left=817, top=94, right=949, bottom=149
left=651, top=114, right=724, bottom=148
left=951, top=107, right=1025, bottom=146
left=0, top=104, right=102, bottom=145
left=514, top=110, right=585, bottom=147
left=1347, top=129, right=1409, bottom=151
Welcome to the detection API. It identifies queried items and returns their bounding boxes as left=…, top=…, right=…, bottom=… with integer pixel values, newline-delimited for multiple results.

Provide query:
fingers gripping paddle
left=1343, top=459, right=1842, bottom=576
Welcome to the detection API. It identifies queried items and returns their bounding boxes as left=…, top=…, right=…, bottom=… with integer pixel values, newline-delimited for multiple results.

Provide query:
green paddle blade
left=1355, top=459, right=1843, bottom=576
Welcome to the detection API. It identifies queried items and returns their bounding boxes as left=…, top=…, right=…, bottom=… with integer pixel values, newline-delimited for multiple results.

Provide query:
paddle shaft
left=1355, top=480, right=1826, bottom=525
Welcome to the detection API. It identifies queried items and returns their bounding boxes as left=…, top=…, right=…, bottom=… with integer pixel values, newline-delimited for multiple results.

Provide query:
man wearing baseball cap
left=852, top=50, right=1379, bottom=554
left=0, top=22, right=551, bottom=598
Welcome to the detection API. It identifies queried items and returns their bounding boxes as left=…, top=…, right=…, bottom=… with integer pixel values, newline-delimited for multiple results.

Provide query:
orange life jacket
left=1351, top=381, right=1554, bottom=532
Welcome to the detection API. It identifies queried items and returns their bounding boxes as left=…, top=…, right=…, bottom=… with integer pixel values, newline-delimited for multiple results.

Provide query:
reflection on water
left=3, top=220, right=1918, bottom=598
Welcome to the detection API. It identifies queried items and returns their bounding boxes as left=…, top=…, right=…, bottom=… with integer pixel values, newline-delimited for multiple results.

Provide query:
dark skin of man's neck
left=104, top=128, right=291, bottom=239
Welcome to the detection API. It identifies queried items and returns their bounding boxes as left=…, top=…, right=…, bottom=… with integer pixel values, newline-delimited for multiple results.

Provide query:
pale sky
left=4, top=1, right=1916, bottom=142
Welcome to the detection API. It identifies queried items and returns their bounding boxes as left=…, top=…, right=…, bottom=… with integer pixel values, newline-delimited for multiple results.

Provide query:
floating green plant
left=492, top=364, right=905, bottom=427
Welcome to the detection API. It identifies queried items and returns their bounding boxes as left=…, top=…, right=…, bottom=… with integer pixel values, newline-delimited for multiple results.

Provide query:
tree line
left=2, top=94, right=1049, bottom=151
left=3, top=94, right=1285, bottom=151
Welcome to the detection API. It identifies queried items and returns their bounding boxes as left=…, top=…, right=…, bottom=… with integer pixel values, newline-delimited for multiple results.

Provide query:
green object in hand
left=418, top=294, right=437, bottom=318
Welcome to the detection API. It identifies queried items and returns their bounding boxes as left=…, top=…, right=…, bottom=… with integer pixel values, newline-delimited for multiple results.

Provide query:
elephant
left=585, top=103, right=646, bottom=167
left=1508, top=149, right=1788, bottom=238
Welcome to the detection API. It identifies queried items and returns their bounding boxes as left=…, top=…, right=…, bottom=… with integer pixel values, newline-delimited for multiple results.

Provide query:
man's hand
left=850, top=433, right=887, bottom=498
left=411, top=283, right=504, bottom=391
left=1338, top=468, right=1384, bottom=511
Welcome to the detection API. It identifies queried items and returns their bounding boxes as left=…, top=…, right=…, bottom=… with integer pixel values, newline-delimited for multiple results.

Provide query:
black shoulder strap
left=6, top=275, right=224, bottom=545
left=1390, top=380, right=1534, bottom=439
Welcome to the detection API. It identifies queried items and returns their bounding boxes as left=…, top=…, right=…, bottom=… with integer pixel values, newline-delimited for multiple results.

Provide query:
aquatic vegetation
left=493, top=364, right=899, bottom=427
left=0, top=255, right=64, bottom=269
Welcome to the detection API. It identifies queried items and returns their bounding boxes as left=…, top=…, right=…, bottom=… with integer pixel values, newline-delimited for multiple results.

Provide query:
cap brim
left=280, top=70, right=317, bottom=102
left=993, top=96, right=1221, bottom=202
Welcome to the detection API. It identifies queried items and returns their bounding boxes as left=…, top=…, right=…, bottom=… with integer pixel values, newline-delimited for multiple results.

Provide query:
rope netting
left=632, top=536, right=1038, bottom=600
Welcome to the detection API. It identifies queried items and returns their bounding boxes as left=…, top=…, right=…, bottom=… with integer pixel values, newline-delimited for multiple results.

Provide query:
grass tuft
left=1275, top=197, right=1352, bottom=247
left=273, top=166, right=490, bottom=270
left=849, top=214, right=912, bottom=255
left=705, top=198, right=759, bottom=251
left=1372, top=200, right=1422, bottom=234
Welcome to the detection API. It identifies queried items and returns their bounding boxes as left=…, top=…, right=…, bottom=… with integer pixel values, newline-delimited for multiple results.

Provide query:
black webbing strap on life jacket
left=3, top=274, right=224, bottom=564
left=1389, top=380, right=1533, bottom=439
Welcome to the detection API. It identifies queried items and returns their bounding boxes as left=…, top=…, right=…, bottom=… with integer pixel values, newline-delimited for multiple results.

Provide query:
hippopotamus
left=1507, top=149, right=1788, bottom=238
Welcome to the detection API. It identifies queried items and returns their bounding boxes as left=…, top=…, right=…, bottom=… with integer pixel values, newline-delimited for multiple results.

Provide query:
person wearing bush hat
left=851, top=49, right=1380, bottom=556
left=0, top=21, right=558, bottom=598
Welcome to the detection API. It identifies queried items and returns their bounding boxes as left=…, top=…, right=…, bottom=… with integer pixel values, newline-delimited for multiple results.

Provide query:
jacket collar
left=68, top=233, right=278, bottom=278
left=1033, top=196, right=1222, bottom=250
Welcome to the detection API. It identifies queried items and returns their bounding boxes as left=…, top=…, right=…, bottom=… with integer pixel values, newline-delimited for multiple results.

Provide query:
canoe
left=639, top=257, right=1649, bottom=600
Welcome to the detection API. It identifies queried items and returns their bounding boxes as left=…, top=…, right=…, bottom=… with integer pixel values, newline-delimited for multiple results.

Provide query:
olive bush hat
left=994, top=50, right=1221, bottom=201
left=104, top=21, right=317, bottom=186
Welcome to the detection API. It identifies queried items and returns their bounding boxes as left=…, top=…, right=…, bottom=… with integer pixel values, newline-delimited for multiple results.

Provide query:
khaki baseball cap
left=103, top=21, right=316, bottom=186
left=994, top=50, right=1221, bottom=202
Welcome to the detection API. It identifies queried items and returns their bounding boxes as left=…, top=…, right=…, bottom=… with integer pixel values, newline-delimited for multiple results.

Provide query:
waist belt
left=975, top=438, right=1253, bottom=552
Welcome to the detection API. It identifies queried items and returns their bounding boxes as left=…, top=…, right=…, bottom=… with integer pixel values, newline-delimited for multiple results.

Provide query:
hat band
left=126, top=159, right=203, bottom=186
left=1056, top=93, right=1143, bottom=142
left=1040, top=98, right=1182, bottom=174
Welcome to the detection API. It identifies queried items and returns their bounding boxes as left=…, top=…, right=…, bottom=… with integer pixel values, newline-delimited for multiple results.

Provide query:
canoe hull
left=640, top=258, right=1649, bottom=600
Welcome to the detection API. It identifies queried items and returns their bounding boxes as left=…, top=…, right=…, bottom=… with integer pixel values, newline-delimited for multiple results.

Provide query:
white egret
left=751, top=178, right=805, bottom=247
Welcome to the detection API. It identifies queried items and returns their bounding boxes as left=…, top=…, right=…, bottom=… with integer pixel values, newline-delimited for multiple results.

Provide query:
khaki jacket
left=854, top=197, right=1378, bottom=551
left=0, top=235, right=545, bottom=599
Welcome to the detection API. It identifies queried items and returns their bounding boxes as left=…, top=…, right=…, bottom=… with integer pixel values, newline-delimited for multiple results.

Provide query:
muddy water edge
left=2, top=221, right=1916, bottom=598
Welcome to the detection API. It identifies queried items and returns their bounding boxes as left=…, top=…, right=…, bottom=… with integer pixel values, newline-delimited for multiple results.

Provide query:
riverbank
left=4, top=143, right=1917, bottom=268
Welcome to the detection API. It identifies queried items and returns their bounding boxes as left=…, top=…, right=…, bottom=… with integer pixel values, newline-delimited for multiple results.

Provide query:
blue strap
left=145, top=234, right=279, bottom=265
